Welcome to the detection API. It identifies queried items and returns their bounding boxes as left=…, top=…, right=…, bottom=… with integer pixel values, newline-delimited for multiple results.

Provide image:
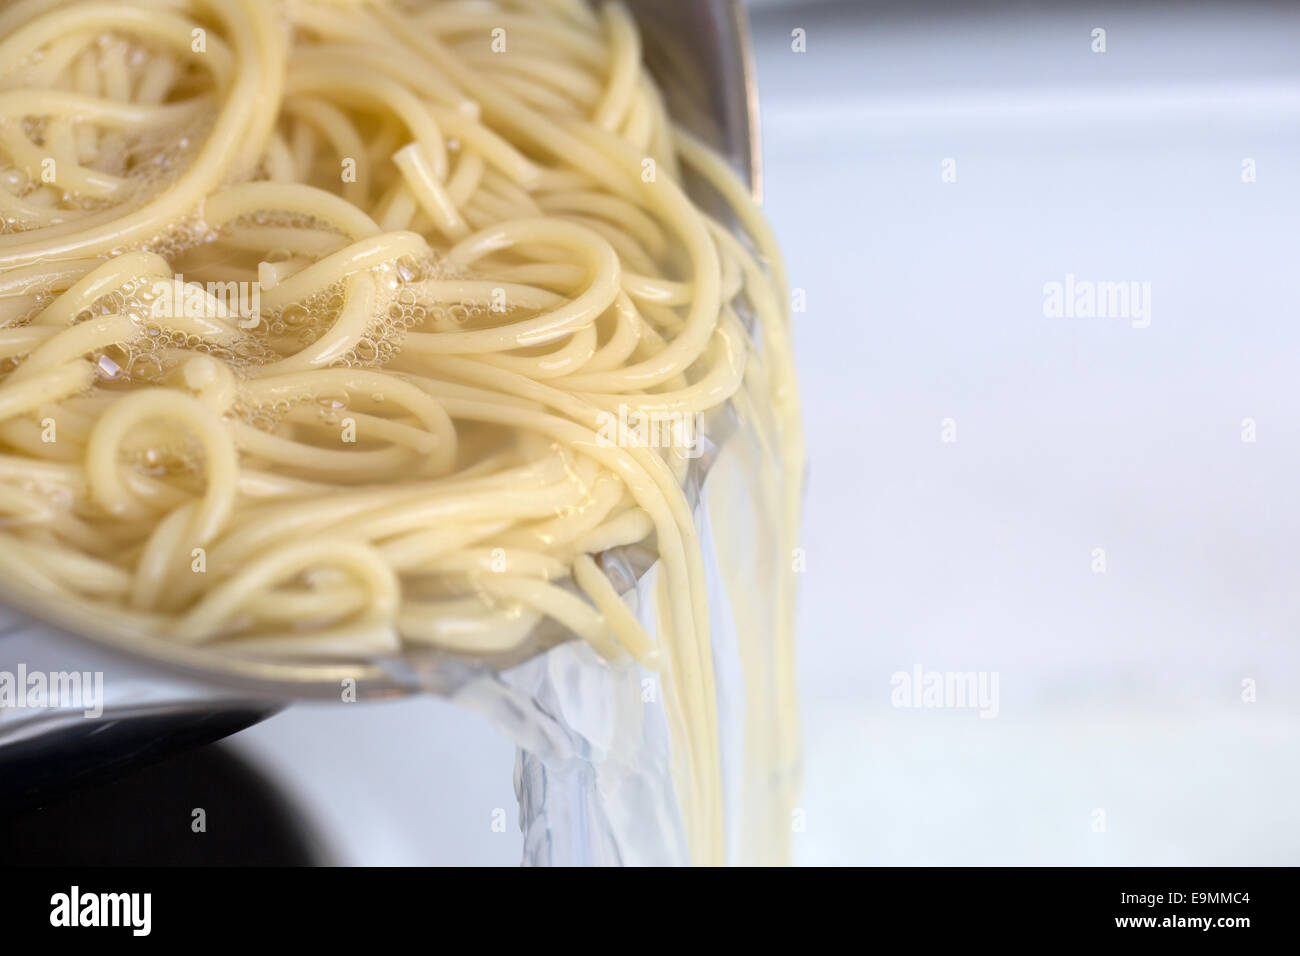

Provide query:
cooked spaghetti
left=0, top=0, right=803, bottom=865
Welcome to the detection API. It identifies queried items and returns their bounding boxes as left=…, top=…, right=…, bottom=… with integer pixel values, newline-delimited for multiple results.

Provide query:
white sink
left=750, top=0, right=1300, bottom=865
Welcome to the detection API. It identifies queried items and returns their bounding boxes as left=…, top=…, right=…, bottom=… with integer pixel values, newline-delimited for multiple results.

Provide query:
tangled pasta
left=0, top=0, right=803, bottom=865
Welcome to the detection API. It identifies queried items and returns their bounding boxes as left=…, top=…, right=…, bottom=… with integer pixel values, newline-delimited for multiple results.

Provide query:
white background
left=232, top=0, right=1300, bottom=865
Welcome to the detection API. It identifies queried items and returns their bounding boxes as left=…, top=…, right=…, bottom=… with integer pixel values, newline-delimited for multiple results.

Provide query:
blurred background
left=210, top=0, right=1300, bottom=864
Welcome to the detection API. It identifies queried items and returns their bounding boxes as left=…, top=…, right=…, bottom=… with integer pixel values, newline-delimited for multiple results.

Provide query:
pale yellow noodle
left=0, top=0, right=803, bottom=868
